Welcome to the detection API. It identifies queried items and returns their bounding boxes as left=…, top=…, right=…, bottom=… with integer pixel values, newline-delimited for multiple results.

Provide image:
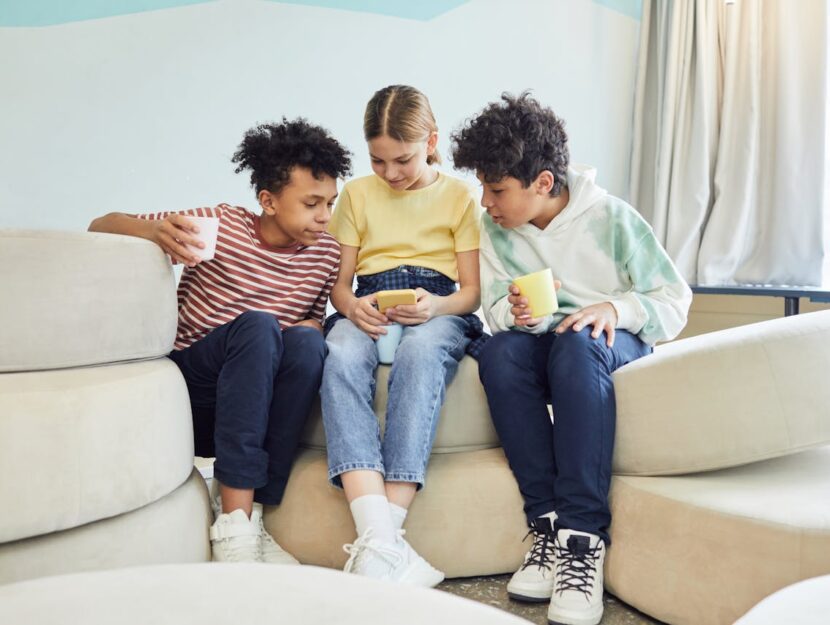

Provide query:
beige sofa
left=265, top=359, right=529, bottom=577
left=604, top=310, right=830, bottom=624
left=0, top=563, right=528, bottom=625
left=0, top=230, right=212, bottom=585
left=4, top=229, right=830, bottom=625
left=269, top=305, right=830, bottom=623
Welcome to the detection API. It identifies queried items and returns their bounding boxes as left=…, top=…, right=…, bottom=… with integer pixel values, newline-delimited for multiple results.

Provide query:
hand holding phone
left=375, top=289, right=418, bottom=314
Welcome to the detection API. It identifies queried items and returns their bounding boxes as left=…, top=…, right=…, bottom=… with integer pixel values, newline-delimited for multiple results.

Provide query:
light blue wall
left=0, top=0, right=641, bottom=230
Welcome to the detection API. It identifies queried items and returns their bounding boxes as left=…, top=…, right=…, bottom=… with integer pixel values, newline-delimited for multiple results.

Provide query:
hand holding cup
left=510, top=268, right=560, bottom=327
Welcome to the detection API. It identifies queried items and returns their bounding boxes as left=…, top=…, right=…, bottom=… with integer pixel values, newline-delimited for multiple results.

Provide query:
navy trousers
left=478, top=327, right=651, bottom=543
left=168, top=310, right=326, bottom=505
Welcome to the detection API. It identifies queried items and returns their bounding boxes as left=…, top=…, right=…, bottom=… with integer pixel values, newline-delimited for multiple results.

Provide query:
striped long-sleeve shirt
left=136, top=204, right=340, bottom=350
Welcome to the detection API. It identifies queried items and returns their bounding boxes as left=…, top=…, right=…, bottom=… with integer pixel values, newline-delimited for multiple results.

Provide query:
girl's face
left=368, top=133, right=437, bottom=191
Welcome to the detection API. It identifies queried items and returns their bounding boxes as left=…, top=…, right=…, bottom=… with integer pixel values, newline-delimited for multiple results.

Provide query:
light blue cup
left=376, top=322, right=404, bottom=364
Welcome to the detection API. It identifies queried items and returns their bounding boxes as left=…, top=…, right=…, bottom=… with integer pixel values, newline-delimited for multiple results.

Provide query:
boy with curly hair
left=451, top=94, right=691, bottom=625
left=90, top=118, right=352, bottom=564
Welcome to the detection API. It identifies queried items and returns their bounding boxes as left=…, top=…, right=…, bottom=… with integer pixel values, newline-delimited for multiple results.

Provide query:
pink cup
left=185, top=216, right=220, bottom=261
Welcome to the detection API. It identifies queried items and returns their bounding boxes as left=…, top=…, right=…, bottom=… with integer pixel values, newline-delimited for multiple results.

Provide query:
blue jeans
left=321, top=315, right=469, bottom=488
left=168, top=311, right=326, bottom=505
left=478, top=328, right=651, bottom=544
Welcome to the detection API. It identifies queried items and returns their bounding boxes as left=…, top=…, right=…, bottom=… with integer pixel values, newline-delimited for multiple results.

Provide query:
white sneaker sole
left=507, top=580, right=554, bottom=602
left=211, top=550, right=261, bottom=563
left=398, top=561, right=445, bottom=588
left=261, top=554, right=301, bottom=565
left=547, top=604, right=603, bottom=625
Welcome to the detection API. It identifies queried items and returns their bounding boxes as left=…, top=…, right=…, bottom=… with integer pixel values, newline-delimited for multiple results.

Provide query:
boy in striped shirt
left=89, top=119, right=352, bottom=564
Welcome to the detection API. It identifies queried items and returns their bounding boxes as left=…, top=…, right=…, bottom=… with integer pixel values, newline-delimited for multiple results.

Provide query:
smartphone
left=375, top=289, right=418, bottom=313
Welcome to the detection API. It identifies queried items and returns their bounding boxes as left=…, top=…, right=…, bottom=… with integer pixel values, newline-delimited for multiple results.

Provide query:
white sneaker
left=342, top=529, right=445, bottom=588
left=508, top=514, right=557, bottom=602
left=209, top=509, right=261, bottom=563
left=210, top=493, right=221, bottom=521
left=208, top=479, right=221, bottom=519
left=547, top=529, right=606, bottom=625
left=250, top=503, right=299, bottom=565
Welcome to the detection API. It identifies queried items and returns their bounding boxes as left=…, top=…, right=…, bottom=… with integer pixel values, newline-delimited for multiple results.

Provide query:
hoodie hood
left=516, top=164, right=607, bottom=237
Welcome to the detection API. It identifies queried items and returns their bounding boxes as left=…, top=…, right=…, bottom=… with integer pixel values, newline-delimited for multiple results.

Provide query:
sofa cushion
left=605, top=446, right=830, bottom=625
left=612, top=310, right=830, bottom=475
left=265, top=447, right=527, bottom=578
left=734, top=575, right=830, bottom=625
left=302, top=356, right=499, bottom=453
left=0, top=358, right=194, bottom=543
left=0, top=469, right=210, bottom=585
left=0, top=229, right=177, bottom=372
left=0, top=562, right=527, bottom=624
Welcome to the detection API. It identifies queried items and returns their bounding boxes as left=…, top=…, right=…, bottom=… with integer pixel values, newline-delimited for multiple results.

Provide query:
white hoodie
left=480, top=165, right=692, bottom=345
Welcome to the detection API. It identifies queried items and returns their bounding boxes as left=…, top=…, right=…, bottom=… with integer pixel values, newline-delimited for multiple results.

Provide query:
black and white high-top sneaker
left=507, top=512, right=558, bottom=602
left=547, top=529, right=606, bottom=625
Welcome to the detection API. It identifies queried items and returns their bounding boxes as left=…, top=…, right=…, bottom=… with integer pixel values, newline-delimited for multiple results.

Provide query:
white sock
left=389, top=503, right=408, bottom=530
left=349, top=495, right=397, bottom=544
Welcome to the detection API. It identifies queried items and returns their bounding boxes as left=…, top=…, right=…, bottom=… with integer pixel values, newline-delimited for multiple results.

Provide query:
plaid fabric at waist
left=324, top=265, right=489, bottom=359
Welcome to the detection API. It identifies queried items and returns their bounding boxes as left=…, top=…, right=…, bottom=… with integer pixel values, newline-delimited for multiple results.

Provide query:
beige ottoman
left=606, top=446, right=830, bottom=625
left=264, top=357, right=530, bottom=577
left=603, top=311, right=830, bottom=624
left=0, top=563, right=528, bottom=624
left=612, top=310, right=830, bottom=475
left=0, top=230, right=212, bottom=584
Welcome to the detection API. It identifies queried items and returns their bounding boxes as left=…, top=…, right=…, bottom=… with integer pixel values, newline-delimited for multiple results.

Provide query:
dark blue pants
left=478, top=328, right=651, bottom=544
left=168, top=310, right=326, bottom=505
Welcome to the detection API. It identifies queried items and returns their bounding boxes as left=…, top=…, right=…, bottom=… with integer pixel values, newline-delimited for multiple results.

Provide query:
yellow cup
left=513, top=268, right=558, bottom=318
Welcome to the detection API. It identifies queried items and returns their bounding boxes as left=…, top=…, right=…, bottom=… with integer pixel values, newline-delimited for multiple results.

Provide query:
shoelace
left=553, top=538, right=602, bottom=599
left=255, top=515, right=283, bottom=556
left=520, top=525, right=555, bottom=571
left=219, top=534, right=260, bottom=562
left=342, top=529, right=403, bottom=573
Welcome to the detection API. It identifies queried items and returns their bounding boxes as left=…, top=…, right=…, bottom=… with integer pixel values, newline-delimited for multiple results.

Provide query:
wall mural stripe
left=592, top=0, right=642, bottom=20
left=265, top=1, right=471, bottom=21
left=0, top=0, right=215, bottom=27
left=0, top=0, right=640, bottom=28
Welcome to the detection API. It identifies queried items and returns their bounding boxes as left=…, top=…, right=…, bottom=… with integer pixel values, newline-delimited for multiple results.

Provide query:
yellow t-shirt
left=328, top=172, right=480, bottom=281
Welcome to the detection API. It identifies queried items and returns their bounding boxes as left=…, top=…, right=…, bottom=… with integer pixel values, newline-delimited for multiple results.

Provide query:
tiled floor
left=438, top=574, right=663, bottom=625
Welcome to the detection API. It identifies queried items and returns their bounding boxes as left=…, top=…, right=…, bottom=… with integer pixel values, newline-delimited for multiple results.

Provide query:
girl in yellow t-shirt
left=321, top=85, right=483, bottom=586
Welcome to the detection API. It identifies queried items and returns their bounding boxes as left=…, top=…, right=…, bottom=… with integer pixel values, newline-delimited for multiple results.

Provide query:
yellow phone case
left=375, top=289, right=418, bottom=313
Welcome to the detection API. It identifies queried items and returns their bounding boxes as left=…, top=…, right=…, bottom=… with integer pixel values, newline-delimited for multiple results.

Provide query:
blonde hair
left=363, top=85, right=441, bottom=165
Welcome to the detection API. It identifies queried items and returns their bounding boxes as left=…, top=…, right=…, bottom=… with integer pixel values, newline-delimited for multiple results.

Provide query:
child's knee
left=291, top=327, right=327, bottom=366
left=233, top=310, right=281, bottom=337
left=325, top=321, right=375, bottom=366
left=549, top=328, right=609, bottom=368
left=479, top=331, right=532, bottom=380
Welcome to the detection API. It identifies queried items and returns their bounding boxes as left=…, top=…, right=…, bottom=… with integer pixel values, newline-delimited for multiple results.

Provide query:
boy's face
left=368, top=134, right=438, bottom=191
left=478, top=174, right=547, bottom=229
left=259, top=167, right=338, bottom=246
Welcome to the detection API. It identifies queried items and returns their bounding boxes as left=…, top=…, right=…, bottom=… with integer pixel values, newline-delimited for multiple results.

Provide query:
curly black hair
left=232, top=118, right=352, bottom=194
left=451, top=92, right=569, bottom=197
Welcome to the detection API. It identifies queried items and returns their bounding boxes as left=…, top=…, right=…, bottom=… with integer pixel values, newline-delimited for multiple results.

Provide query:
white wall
left=0, top=0, right=641, bottom=231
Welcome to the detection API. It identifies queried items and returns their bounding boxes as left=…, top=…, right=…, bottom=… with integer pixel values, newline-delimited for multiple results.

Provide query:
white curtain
left=630, top=0, right=827, bottom=286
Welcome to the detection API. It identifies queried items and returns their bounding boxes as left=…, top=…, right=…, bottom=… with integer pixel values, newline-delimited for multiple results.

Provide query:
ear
left=534, top=170, right=555, bottom=196
left=426, top=131, right=438, bottom=155
left=259, top=189, right=278, bottom=215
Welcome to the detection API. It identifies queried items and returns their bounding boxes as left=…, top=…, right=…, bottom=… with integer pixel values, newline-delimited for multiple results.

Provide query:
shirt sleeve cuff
left=609, top=295, right=647, bottom=334
left=512, top=314, right=555, bottom=334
